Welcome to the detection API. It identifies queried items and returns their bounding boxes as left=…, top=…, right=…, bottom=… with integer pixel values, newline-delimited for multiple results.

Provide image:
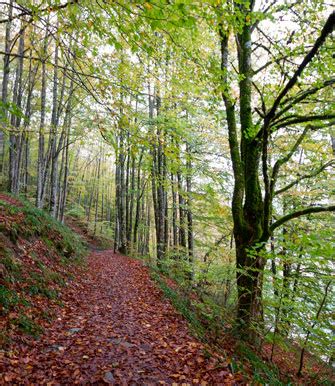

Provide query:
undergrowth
left=147, top=258, right=289, bottom=385
left=0, top=194, right=87, bottom=345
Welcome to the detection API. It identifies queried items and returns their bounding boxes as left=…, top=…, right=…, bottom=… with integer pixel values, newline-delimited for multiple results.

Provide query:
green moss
left=1, top=255, right=22, bottom=283
left=1, top=254, right=20, bottom=273
left=26, top=272, right=58, bottom=299
left=27, top=284, right=58, bottom=299
left=0, top=286, right=20, bottom=313
left=0, top=330, right=11, bottom=347
left=43, top=268, right=66, bottom=286
left=0, top=195, right=87, bottom=341
left=12, top=314, right=43, bottom=337
left=0, top=198, right=87, bottom=261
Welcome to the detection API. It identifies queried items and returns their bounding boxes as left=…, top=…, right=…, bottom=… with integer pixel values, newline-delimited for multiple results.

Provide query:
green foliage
left=158, top=254, right=193, bottom=285
left=1, top=254, right=22, bottom=281
left=27, top=272, right=58, bottom=299
left=1, top=198, right=87, bottom=261
left=236, top=343, right=285, bottom=385
left=0, top=286, right=21, bottom=313
left=263, top=218, right=334, bottom=375
left=150, top=268, right=205, bottom=339
left=66, top=204, right=86, bottom=219
left=12, top=314, right=43, bottom=338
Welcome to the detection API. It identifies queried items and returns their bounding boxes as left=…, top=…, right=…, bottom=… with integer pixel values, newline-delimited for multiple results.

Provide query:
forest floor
left=1, top=196, right=333, bottom=385
left=1, top=247, right=237, bottom=384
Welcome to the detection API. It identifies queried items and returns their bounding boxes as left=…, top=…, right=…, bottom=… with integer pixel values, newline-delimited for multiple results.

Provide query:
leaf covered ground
left=1, top=249, right=237, bottom=384
left=0, top=194, right=86, bottom=347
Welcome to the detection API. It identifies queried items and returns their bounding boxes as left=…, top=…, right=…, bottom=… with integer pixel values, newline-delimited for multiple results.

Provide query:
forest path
left=2, top=250, right=235, bottom=384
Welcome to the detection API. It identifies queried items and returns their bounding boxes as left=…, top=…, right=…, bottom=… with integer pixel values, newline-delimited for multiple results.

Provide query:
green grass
left=0, top=286, right=21, bottom=312
left=0, top=285, right=30, bottom=314
left=148, top=260, right=289, bottom=385
left=236, top=343, right=287, bottom=385
left=26, top=272, right=59, bottom=299
left=0, top=197, right=87, bottom=261
left=150, top=269, right=206, bottom=338
left=1, top=254, right=22, bottom=278
left=0, top=194, right=88, bottom=342
left=12, top=314, right=44, bottom=337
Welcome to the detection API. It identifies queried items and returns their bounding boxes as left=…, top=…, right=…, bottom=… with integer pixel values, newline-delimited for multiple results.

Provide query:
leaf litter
left=0, top=250, right=238, bottom=384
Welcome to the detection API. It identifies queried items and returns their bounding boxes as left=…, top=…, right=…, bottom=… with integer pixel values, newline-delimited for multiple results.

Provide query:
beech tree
left=216, top=2, right=335, bottom=338
left=0, top=0, right=333, bottom=359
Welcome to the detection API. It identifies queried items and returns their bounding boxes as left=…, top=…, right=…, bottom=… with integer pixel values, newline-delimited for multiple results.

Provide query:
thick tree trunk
left=235, top=241, right=265, bottom=337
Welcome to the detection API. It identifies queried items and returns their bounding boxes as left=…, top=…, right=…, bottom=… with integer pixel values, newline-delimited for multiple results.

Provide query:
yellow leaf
left=144, top=2, right=152, bottom=10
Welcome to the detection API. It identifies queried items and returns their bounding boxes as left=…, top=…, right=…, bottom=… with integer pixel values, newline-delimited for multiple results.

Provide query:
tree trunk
left=0, top=0, right=13, bottom=176
left=186, top=142, right=194, bottom=261
left=9, top=21, right=25, bottom=194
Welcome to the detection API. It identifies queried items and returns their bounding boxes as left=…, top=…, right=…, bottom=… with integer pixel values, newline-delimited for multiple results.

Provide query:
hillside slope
left=0, top=194, right=86, bottom=347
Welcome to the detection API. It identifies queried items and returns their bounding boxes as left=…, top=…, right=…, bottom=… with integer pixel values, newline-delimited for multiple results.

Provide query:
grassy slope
left=0, top=194, right=87, bottom=347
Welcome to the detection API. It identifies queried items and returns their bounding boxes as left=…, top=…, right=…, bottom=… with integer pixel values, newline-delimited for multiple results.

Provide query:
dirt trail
left=1, top=250, right=235, bottom=384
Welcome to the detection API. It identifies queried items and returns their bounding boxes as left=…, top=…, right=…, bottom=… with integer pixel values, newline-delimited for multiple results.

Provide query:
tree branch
left=271, top=114, right=335, bottom=130
left=0, top=0, right=79, bottom=24
left=274, top=79, right=335, bottom=121
left=275, top=159, right=335, bottom=196
left=0, top=50, right=103, bottom=80
left=264, top=11, right=335, bottom=124
left=270, top=126, right=310, bottom=195
left=270, top=205, right=335, bottom=232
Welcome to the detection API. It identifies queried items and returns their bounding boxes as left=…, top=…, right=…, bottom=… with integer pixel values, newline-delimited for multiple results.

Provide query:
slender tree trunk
left=114, top=146, right=120, bottom=253
left=186, top=142, right=194, bottom=261
left=21, top=51, right=38, bottom=196
left=127, top=154, right=135, bottom=249
left=36, top=29, right=49, bottom=207
left=9, top=22, right=25, bottom=194
left=171, top=173, right=178, bottom=250
left=177, top=170, right=186, bottom=250
left=94, top=153, right=101, bottom=236
left=59, top=124, right=70, bottom=223
left=0, top=0, right=13, bottom=176
left=50, top=42, right=61, bottom=216
left=133, top=150, right=144, bottom=247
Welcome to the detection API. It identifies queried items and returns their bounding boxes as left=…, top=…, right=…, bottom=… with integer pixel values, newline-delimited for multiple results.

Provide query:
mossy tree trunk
left=220, top=3, right=335, bottom=342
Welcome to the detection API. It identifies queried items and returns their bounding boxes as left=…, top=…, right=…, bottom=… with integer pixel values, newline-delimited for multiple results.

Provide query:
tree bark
left=0, top=0, right=13, bottom=176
